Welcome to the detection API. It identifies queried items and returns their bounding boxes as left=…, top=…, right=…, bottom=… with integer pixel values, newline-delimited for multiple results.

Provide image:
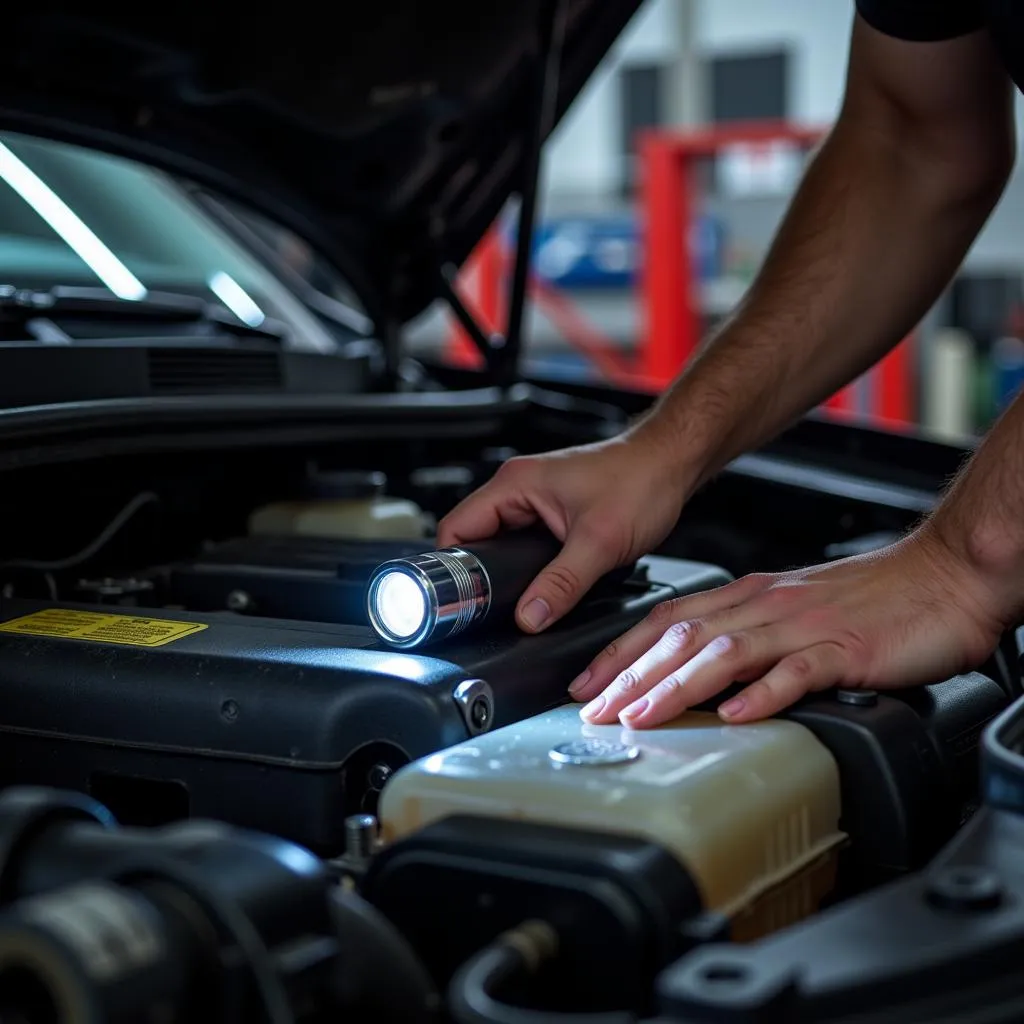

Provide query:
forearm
left=929, top=394, right=1024, bottom=630
left=633, top=112, right=1008, bottom=492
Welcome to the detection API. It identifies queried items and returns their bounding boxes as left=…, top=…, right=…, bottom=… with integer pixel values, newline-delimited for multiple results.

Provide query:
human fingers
left=436, top=480, right=539, bottom=548
left=568, top=574, right=770, bottom=701
left=614, top=623, right=818, bottom=728
left=516, top=521, right=621, bottom=632
left=579, top=597, right=782, bottom=724
left=716, top=642, right=848, bottom=723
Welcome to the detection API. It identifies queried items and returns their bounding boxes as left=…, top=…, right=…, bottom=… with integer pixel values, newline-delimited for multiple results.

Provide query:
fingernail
left=568, top=669, right=591, bottom=696
left=719, top=697, right=745, bottom=719
left=520, top=598, right=551, bottom=632
left=580, top=696, right=606, bottom=720
left=620, top=699, right=649, bottom=722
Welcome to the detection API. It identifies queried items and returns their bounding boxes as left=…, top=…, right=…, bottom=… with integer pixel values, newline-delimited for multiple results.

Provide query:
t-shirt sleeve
left=855, top=0, right=986, bottom=41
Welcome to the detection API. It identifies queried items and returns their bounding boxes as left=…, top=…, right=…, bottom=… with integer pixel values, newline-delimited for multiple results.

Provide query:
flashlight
left=366, top=530, right=561, bottom=648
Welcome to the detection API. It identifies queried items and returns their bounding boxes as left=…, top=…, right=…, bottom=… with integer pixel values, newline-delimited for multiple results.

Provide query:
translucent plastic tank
left=249, top=470, right=428, bottom=540
left=248, top=496, right=427, bottom=540
left=379, top=705, right=845, bottom=931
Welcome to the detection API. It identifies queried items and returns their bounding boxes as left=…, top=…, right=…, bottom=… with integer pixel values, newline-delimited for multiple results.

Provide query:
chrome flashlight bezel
left=366, top=548, right=492, bottom=650
left=366, top=564, right=437, bottom=649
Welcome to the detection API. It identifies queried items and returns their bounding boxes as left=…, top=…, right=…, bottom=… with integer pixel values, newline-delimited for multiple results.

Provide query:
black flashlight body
left=367, top=528, right=563, bottom=648
left=460, top=529, right=563, bottom=611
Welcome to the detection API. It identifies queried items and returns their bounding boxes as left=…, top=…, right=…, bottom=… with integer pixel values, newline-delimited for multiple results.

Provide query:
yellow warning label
left=0, top=609, right=207, bottom=648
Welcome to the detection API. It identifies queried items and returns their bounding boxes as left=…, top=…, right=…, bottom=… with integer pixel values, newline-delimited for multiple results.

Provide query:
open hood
left=0, top=1, right=642, bottom=339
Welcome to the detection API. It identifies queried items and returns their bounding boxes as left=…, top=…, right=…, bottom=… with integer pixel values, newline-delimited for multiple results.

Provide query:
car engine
left=0, top=457, right=1018, bottom=1022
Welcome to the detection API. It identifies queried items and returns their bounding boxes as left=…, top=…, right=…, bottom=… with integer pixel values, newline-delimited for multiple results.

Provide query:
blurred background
left=408, top=0, right=1024, bottom=443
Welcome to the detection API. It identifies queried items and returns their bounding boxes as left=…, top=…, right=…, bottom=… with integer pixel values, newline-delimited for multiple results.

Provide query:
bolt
left=470, top=697, right=491, bottom=731
left=926, top=866, right=1003, bottom=912
left=366, top=763, right=393, bottom=791
left=226, top=590, right=253, bottom=613
left=344, top=814, right=378, bottom=862
left=220, top=699, right=239, bottom=722
left=836, top=689, right=878, bottom=707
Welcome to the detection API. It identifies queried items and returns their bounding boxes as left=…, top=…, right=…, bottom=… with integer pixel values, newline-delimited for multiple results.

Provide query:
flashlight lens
left=374, top=571, right=428, bottom=639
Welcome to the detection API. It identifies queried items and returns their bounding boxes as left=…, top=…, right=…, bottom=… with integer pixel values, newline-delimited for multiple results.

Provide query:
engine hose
left=448, top=920, right=637, bottom=1024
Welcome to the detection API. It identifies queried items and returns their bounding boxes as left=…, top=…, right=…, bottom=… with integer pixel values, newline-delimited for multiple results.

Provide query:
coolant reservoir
left=249, top=470, right=428, bottom=541
left=379, top=704, right=845, bottom=936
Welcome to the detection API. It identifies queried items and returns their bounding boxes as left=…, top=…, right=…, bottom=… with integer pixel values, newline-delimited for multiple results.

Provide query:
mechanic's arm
left=438, top=17, right=1014, bottom=636
left=572, top=387, right=1024, bottom=729
left=634, top=15, right=1015, bottom=494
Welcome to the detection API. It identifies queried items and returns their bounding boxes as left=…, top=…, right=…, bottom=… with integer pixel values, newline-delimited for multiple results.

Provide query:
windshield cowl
left=0, top=284, right=290, bottom=344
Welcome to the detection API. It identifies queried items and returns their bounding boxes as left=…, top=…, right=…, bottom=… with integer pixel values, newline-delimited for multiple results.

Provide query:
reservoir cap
left=548, top=738, right=641, bottom=767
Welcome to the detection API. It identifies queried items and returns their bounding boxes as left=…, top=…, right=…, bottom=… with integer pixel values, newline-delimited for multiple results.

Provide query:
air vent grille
left=147, top=349, right=283, bottom=393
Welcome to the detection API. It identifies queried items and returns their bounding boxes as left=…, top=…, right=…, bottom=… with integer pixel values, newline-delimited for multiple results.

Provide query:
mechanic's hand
left=436, top=435, right=690, bottom=633
left=569, top=527, right=1007, bottom=727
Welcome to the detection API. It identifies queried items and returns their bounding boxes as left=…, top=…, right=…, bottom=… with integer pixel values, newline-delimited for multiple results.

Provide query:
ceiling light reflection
left=0, top=141, right=146, bottom=300
left=208, top=271, right=265, bottom=327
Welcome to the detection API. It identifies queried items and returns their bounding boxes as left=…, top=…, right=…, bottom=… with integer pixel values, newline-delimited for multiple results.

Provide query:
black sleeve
left=855, top=0, right=985, bottom=41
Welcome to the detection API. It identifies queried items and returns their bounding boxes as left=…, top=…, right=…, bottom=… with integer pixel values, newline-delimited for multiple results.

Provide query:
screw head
left=366, top=763, right=393, bottom=791
left=453, top=679, right=494, bottom=735
left=836, top=688, right=878, bottom=707
left=926, top=866, right=1003, bottom=912
left=226, top=590, right=253, bottom=612
left=470, top=696, right=491, bottom=730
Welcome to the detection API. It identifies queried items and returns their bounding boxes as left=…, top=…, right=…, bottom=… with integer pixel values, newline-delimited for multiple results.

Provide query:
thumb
left=515, top=529, right=617, bottom=633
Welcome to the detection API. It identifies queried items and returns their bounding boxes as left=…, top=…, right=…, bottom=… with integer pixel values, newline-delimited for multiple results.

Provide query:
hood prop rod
left=437, top=263, right=505, bottom=370
left=434, top=0, right=566, bottom=388
left=501, top=0, right=566, bottom=388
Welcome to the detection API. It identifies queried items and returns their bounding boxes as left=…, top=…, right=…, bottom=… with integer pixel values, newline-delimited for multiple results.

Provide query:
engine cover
left=0, top=555, right=731, bottom=855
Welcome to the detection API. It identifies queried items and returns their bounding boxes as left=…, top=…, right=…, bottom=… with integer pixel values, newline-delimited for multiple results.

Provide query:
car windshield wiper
left=0, top=285, right=288, bottom=343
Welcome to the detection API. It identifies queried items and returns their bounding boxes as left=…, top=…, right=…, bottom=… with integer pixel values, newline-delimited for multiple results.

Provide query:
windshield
left=0, top=132, right=347, bottom=352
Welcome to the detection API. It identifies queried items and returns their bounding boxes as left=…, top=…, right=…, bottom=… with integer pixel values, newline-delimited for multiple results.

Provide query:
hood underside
left=0, top=1, right=642, bottom=330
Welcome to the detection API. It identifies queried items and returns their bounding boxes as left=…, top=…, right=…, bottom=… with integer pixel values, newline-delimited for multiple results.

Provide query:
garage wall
left=694, top=0, right=853, bottom=124
left=545, top=0, right=1024, bottom=272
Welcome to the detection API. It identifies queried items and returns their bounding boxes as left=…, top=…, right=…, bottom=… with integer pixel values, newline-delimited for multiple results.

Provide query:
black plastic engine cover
left=362, top=815, right=712, bottom=1013
left=656, top=696, right=1024, bottom=1023
left=0, top=556, right=730, bottom=855
left=168, top=535, right=432, bottom=624
left=784, top=673, right=1009, bottom=882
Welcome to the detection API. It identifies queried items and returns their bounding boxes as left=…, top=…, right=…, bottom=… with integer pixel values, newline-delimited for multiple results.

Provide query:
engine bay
left=0, top=431, right=1019, bottom=1022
